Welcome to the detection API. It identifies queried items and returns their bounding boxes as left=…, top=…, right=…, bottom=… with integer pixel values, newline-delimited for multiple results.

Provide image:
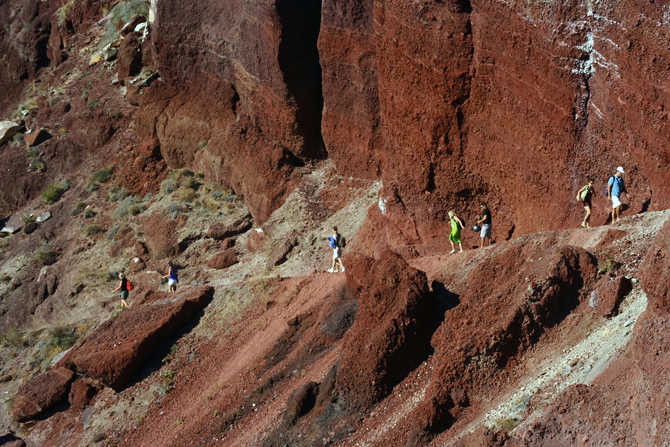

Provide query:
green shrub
left=41, top=184, right=65, bottom=204
left=83, top=223, right=105, bottom=236
left=26, top=149, right=37, bottom=158
left=30, top=157, right=46, bottom=173
left=599, top=254, right=620, bottom=274
left=87, top=98, right=100, bottom=108
left=182, top=176, right=200, bottom=190
left=49, top=97, right=59, bottom=106
left=86, top=179, right=99, bottom=191
left=115, top=196, right=145, bottom=218
left=83, top=207, right=96, bottom=219
left=35, top=248, right=59, bottom=265
left=71, top=201, right=86, bottom=216
left=21, top=215, right=36, bottom=224
left=56, top=0, right=75, bottom=26
left=34, top=325, right=79, bottom=372
left=91, top=166, right=114, bottom=183
left=0, top=273, right=11, bottom=282
left=108, top=186, right=130, bottom=202
left=496, top=417, right=520, bottom=432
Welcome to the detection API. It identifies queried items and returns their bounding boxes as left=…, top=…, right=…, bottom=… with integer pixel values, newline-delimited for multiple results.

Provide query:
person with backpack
left=162, top=261, right=179, bottom=292
left=448, top=210, right=464, bottom=253
left=576, top=178, right=596, bottom=228
left=607, top=167, right=628, bottom=224
left=112, top=272, right=131, bottom=309
left=327, top=226, right=345, bottom=273
left=476, top=202, right=493, bottom=247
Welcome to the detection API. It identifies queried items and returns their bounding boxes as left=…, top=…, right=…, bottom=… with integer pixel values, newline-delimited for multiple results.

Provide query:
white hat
left=616, top=166, right=625, bottom=174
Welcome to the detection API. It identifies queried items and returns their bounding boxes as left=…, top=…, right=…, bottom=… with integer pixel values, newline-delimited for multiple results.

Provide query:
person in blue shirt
left=163, top=261, right=179, bottom=292
left=607, top=167, right=628, bottom=224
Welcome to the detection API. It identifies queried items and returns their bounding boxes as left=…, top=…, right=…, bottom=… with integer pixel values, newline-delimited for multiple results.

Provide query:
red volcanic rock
left=23, top=129, right=51, bottom=147
left=117, top=32, right=143, bottom=78
left=141, top=211, right=179, bottom=259
left=334, top=250, right=436, bottom=411
left=206, top=218, right=251, bottom=240
left=639, top=217, right=670, bottom=314
left=60, top=286, right=214, bottom=390
left=68, top=377, right=98, bottom=409
left=411, top=238, right=597, bottom=436
left=265, top=236, right=298, bottom=269
left=206, top=249, right=238, bottom=270
left=12, top=367, right=75, bottom=422
left=247, top=228, right=269, bottom=253
left=589, top=275, right=632, bottom=317
left=221, top=237, right=235, bottom=250
left=0, top=431, right=26, bottom=447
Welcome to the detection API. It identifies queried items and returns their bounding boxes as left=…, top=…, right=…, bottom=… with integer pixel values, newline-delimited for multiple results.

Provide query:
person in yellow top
left=448, top=210, right=464, bottom=254
left=576, top=178, right=596, bottom=228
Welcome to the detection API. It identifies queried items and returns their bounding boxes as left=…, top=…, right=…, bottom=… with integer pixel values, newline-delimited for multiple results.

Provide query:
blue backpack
left=328, top=236, right=338, bottom=249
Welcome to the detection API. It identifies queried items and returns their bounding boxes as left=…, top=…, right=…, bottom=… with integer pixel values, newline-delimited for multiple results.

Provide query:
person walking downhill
left=476, top=202, right=492, bottom=247
left=448, top=210, right=464, bottom=253
left=607, top=167, right=628, bottom=224
left=576, top=178, right=596, bottom=228
left=112, top=272, right=130, bottom=309
left=327, top=226, right=345, bottom=273
left=163, top=261, right=179, bottom=292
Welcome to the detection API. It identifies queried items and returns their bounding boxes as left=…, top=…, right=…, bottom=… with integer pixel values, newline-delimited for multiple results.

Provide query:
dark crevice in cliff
left=456, top=0, right=472, bottom=14
left=276, top=0, right=326, bottom=160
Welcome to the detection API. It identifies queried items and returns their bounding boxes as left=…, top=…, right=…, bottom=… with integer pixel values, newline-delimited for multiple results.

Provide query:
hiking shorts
left=611, top=195, right=621, bottom=209
left=121, top=290, right=129, bottom=300
left=168, top=278, right=178, bottom=286
left=333, top=248, right=342, bottom=259
left=480, top=224, right=491, bottom=239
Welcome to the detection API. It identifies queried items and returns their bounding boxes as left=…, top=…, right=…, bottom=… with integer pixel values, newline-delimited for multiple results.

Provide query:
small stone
left=89, top=53, right=102, bottom=66
left=36, top=211, right=51, bottom=223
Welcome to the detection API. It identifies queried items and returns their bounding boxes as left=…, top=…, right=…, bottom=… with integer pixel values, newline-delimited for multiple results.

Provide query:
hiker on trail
left=112, top=272, right=130, bottom=309
left=607, top=167, right=628, bottom=224
left=327, top=226, right=345, bottom=273
left=163, top=261, right=179, bottom=292
left=576, top=178, right=596, bottom=228
left=448, top=210, right=464, bottom=254
left=476, top=202, right=492, bottom=247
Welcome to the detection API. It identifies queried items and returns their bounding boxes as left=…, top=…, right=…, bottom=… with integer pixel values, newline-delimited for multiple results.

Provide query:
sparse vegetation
left=41, top=182, right=68, bottom=204
left=86, top=179, right=99, bottom=191
left=83, top=207, right=96, bottom=219
left=135, top=416, right=144, bottom=427
left=26, top=149, right=37, bottom=158
left=92, top=166, right=114, bottom=183
left=34, top=247, right=59, bottom=265
left=92, top=432, right=106, bottom=442
left=0, top=273, right=11, bottom=282
left=0, top=327, right=28, bottom=348
left=177, top=188, right=196, bottom=203
left=34, top=326, right=79, bottom=372
left=71, top=201, right=87, bottom=216
left=108, top=186, right=130, bottom=202
left=49, top=97, right=59, bottom=106
left=176, top=418, right=183, bottom=425
left=83, top=223, right=106, bottom=236
left=161, top=369, right=176, bottom=394
left=495, top=417, right=521, bottom=432
left=115, top=196, right=146, bottom=218
left=21, top=214, right=36, bottom=224
left=87, top=98, right=100, bottom=107
left=599, top=254, right=620, bottom=274
left=30, top=157, right=46, bottom=172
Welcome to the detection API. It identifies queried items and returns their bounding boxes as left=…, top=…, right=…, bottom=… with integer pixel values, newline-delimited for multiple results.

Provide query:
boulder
left=0, top=121, right=19, bottom=145
left=206, top=217, right=252, bottom=240
left=59, top=286, right=214, bottom=390
left=23, top=129, right=51, bottom=147
left=36, top=211, right=51, bottom=223
left=68, top=378, right=98, bottom=409
left=265, top=236, right=298, bottom=269
left=207, top=249, right=238, bottom=269
left=334, top=250, right=437, bottom=412
left=22, top=222, right=38, bottom=234
left=12, top=367, right=75, bottom=422
left=589, top=275, right=632, bottom=317
left=142, top=211, right=179, bottom=259
left=117, top=32, right=143, bottom=78
left=247, top=227, right=269, bottom=252
left=221, top=237, right=235, bottom=250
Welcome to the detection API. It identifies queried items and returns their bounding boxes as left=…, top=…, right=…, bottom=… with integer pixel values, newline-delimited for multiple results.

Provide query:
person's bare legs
left=121, top=299, right=129, bottom=309
left=450, top=240, right=456, bottom=253
left=480, top=237, right=484, bottom=248
left=582, top=205, right=591, bottom=228
left=458, top=242, right=463, bottom=253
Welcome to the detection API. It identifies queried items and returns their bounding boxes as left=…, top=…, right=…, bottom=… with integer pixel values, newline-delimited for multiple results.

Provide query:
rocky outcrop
left=589, top=275, right=632, bottom=317
left=12, top=367, right=75, bottom=422
left=639, top=217, right=670, bottom=314
left=0, top=122, right=20, bottom=145
left=60, top=286, right=214, bottom=390
left=141, top=211, right=179, bottom=259
left=206, top=218, right=252, bottom=240
left=206, top=249, right=238, bottom=270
